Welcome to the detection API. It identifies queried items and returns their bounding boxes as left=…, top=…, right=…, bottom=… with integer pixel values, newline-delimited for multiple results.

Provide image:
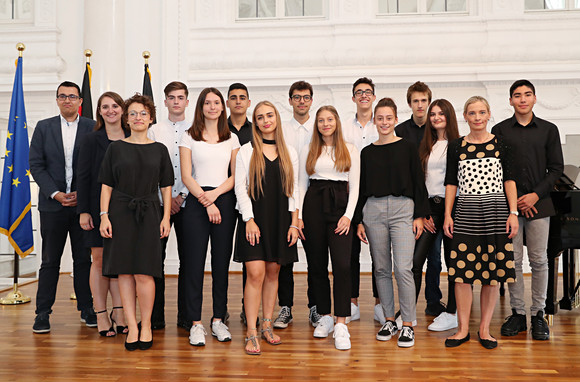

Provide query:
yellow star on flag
left=5, top=149, right=10, bottom=157
left=6, top=131, right=12, bottom=140
left=12, top=178, right=21, bottom=187
left=25, top=169, right=31, bottom=177
left=8, top=165, right=13, bottom=173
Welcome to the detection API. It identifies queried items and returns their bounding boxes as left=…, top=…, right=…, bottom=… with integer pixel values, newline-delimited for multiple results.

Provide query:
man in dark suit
left=29, top=81, right=96, bottom=333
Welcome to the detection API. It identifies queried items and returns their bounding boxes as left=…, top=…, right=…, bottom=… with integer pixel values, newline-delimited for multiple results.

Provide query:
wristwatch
left=509, top=211, right=519, bottom=216
left=179, top=192, right=187, bottom=199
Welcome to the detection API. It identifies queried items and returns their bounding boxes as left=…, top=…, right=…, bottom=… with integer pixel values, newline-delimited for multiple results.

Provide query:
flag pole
left=0, top=43, right=31, bottom=305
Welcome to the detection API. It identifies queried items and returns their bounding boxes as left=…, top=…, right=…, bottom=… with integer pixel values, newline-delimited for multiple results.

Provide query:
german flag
left=79, top=62, right=93, bottom=119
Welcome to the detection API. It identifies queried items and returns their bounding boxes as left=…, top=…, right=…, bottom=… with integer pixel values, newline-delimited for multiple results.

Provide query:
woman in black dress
left=443, top=96, right=518, bottom=349
left=234, top=101, right=299, bottom=355
left=77, top=91, right=129, bottom=337
left=99, top=94, right=174, bottom=351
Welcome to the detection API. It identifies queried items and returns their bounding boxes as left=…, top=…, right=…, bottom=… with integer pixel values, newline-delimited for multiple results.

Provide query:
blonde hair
left=249, top=101, right=294, bottom=200
left=306, top=106, right=351, bottom=175
left=463, top=96, right=490, bottom=114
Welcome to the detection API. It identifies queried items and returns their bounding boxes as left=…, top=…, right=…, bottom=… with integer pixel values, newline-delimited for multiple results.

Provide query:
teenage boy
left=342, top=77, right=380, bottom=324
left=273, top=80, right=316, bottom=329
left=149, top=81, right=191, bottom=330
left=395, top=82, right=447, bottom=321
left=492, top=79, right=563, bottom=341
left=226, top=83, right=254, bottom=326
left=30, top=81, right=96, bottom=333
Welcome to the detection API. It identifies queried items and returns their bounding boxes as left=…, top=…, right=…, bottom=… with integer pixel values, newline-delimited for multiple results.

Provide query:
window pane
left=399, top=0, right=418, bottom=13
left=239, top=0, right=257, bottom=18
left=427, top=0, right=445, bottom=12
left=427, top=0, right=466, bottom=12
left=378, top=0, right=416, bottom=13
left=285, top=0, right=302, bottom=16
left=303, top=0, right=323, bottom=16
left=526, top=0, right=566, bottom=9
left=446, top=0, right=466, bottom=11
left=575, top=0, right=580, bottom=8
left=258, top=0, right=276, bottom=17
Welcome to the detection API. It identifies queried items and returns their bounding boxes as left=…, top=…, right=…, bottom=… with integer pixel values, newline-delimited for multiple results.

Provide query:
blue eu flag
left=0, top=56, right=34, bottom=257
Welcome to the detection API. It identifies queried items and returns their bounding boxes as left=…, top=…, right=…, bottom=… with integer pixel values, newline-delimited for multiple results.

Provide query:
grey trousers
left=508, top=216, right=550, bottom=315
left=363, top=196, right=417, bottom=323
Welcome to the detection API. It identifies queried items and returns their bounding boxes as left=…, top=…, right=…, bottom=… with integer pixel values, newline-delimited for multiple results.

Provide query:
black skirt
left=234, top=156, right=298, bottom=265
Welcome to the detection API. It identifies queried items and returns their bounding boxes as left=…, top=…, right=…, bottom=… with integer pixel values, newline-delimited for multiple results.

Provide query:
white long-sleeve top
left=298, top=142, right=360, bottom=220
left=234, top=142, right=299, bottom=222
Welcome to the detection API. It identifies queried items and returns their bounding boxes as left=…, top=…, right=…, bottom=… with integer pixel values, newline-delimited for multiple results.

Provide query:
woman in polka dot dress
left=443, top=96, right=519, bottom=349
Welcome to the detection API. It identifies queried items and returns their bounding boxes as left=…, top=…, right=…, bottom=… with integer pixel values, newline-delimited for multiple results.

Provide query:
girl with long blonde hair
left=298, top=105, right=360, bottom=350
left=234, top=101, right=299, bottom=355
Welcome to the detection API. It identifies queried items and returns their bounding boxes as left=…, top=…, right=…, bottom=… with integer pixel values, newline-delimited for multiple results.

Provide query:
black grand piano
left=545, top=165, right=580, bottom=316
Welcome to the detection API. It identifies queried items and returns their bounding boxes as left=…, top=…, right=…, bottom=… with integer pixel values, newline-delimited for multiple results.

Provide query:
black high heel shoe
left=125, top=328, right=140, bottom=351
left=95, top=309, right=116, bottom=337
left=138, top=326, right=153, bottom=351
left=111, top=306, right=128, bottom=335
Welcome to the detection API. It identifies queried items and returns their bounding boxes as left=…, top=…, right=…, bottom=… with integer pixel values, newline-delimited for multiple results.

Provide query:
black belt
left=430, top=196, right=444, bottom=204
left=114, top=189, right=158, bottom=223
left=309, top=179, right=348, bottom=215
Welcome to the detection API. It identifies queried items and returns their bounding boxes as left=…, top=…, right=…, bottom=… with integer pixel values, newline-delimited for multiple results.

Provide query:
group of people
left=29, top=77, right=563, bottom=355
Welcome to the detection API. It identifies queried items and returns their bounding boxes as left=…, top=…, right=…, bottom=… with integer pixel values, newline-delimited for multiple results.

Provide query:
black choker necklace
left=262, top=138, right=276, bottom=145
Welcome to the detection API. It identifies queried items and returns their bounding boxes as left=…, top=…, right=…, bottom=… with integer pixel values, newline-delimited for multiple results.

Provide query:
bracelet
left=99, top=211, right=109, bottom=216
left=289, top=225, right=299, bottom=230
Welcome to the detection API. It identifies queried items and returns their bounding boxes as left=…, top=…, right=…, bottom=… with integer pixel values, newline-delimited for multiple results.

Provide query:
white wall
left=1, top=0, right=579, bottom=275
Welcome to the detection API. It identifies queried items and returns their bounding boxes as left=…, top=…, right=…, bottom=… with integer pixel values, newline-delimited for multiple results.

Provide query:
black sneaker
left=309, top=305, right=322, bottom=327
left=32, top=312, right=51, bottom=333
left=376, top=320, right=398, bottom=341
left=425, top=302, right=447, bottom=316
left=273, top=306, right=293, bottom=329
left=397, top=326, right=415, bottom=348
left=501, top=309, right=527, bottom=336
left=80, top=307, right=97, bottom=328
left=530, top=310, right=550, bottom=340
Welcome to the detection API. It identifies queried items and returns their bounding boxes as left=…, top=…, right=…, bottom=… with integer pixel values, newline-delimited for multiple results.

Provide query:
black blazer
left=76, top=127, right=129, bottom=218
left=29, top=115, right=95, bottom=212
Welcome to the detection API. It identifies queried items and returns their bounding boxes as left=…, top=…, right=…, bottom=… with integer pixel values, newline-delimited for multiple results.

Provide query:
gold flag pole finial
left=84, top=49, right=92, bottom=63
left=16, top=42, right=25, bottom=58
left=143, top=51, right=150, bottom=65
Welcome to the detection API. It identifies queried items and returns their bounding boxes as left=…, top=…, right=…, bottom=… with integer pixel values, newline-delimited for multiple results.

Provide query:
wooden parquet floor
left=1, top=273, right=579, bottom=381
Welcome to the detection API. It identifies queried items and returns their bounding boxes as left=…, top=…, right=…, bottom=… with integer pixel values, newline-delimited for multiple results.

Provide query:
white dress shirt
left=342, top=114, right=378, bottom=152
left=235, top=142, right=299, bottom=222
left=149, top=118, right=190, bottom=205
left=298, top=143, right=360, bottom=220
left=60, top=114, right=79, bottom=194
left=283, top=116, right=314, bottom=156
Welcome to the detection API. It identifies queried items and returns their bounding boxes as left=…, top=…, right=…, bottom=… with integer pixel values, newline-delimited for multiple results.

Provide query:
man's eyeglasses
left=57, top=94, right=80, bottom=101
left=291, top=95, right=312, bottom=102
left=128, top=111, right=150, bottom=118
left=354, top=89, right=374, bottom=97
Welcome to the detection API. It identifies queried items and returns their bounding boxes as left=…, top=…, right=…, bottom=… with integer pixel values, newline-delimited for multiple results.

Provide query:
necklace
left=466, top=132, right=491, bottom=144
left=262, top=138, right=276, bottom=145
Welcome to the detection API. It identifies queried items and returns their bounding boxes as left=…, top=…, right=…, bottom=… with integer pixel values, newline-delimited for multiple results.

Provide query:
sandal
left=261, top=318, right=281, bottom=345
left=111, top=306, right=128, bottom=335
left=95, top=309, right=116, bottom=337
left=245, top=328, right=261, bottom=355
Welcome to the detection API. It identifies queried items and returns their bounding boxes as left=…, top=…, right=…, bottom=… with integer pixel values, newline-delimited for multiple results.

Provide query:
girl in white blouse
left=235, top=101, right=299, bottom=355
left=298, top=105, right=360, bottom=350
left=179, top=88, right=240, bottom=347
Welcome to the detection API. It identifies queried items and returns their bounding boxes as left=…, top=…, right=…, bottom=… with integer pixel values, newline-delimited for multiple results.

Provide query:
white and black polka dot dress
left=444, top=136, right=516, bottom=285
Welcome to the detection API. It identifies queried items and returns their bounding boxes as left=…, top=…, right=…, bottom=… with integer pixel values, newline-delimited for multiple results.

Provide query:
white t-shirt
left=179, top=133, right=240, bottom=187
left=425, top=140, right=447, bottom=198
left=298, top=142, right=360, bottom=220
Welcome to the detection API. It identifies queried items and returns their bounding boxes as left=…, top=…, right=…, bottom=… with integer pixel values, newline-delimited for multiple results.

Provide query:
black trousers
left=152, top=206, right=186, bottom=324
left=181, top=190, right=236, bottom=322
left=36, top=208, right=92, bottom=314
left=302, top=180, right=352, bottom=317
left=411, top=197, right=456, bottom=313
left=350, top=231, right=379, bottom=299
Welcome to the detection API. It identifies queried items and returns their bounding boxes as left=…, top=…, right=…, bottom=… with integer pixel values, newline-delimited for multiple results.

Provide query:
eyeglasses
left=291, top=95, right=312, bottom=102
left=57, top=94, right=80, bottom=101
left=128, top=110, right=150, bottom=118
left=354, top=89, right=374, bottom=97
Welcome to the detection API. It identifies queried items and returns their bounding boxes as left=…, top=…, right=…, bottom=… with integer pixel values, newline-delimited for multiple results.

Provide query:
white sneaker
left=395, top=316, right=417, bottom=331
left=374, top=304, right=386, bottom=325
left=313, top=315, right=334, bottom=338
left=428, top=312, right=458, bottom=332
left=397, top=326, right=415, bottom=348
left=333, top=323, right=351, bottom=350
left=189, top=324, right=207, bottom=346
left=211, top=320, right=232, bottom=342
left=346, top=303, right=360, bottom=324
